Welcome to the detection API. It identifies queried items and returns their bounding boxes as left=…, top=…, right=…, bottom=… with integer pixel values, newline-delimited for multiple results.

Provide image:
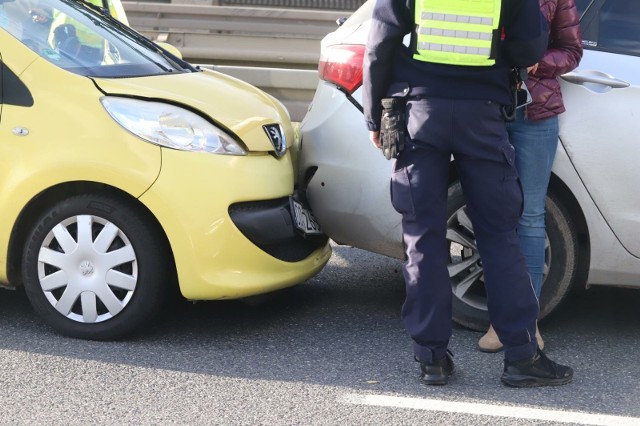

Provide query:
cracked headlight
left=101, top=97, right=246, bottom=155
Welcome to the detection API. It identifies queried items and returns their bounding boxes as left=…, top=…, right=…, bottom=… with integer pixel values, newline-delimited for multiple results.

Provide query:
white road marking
left=342, top=394, right=640, bottom=425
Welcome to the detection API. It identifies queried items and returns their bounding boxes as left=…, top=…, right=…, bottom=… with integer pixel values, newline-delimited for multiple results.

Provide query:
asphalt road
left=0, top=244, right=639, bottom=425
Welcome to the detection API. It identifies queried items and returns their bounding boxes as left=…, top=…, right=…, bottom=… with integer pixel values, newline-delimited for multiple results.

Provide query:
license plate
left=290, top=197, right=323, bottom=235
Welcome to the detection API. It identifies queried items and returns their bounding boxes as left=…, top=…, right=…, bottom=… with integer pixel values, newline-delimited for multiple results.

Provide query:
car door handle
left=561, top=70, right=630, bottom=88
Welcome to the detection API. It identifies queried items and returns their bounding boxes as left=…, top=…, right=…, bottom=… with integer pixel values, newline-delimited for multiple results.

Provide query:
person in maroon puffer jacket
left=479, top=0, right=583, bottom=353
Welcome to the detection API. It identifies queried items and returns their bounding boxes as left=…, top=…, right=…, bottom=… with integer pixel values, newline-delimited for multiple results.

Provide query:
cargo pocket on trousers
left=390, top=166, right=416, bottom=220
left=500, top=143, right=523, bottom=226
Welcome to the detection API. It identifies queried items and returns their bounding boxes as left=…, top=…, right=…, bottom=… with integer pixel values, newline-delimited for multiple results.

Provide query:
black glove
left=380, top=97, right=406, bottom=160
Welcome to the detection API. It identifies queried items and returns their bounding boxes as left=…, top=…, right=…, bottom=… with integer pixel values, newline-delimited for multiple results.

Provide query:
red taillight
left=318, top=44, right=365, bottom=95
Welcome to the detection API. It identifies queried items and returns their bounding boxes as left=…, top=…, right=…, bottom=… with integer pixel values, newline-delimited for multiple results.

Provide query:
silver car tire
left=447, top=182, right=579, bottom=331
left=22, top=194, right=171, bottom=340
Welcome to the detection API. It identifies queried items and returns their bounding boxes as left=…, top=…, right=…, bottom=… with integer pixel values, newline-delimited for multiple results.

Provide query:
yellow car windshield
left=0, top=0, right=192, bottom=77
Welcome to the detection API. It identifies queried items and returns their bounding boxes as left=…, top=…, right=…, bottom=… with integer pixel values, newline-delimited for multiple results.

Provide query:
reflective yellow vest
left=50, top=0, right=127, bottom=48
left=413, top=0, right=501, bottom=66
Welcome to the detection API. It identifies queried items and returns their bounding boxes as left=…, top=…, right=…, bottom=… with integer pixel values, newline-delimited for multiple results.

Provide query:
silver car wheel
left=37, top=214, right=138, bottom=324
left=447, top=206, right=551, bottom=312
left=445, top=180, right=580, bottom=331
left=447, top=206, right=484, bottom=310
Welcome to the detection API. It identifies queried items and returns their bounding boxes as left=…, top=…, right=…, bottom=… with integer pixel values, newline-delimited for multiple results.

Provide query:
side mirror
left=336, top=17, right=348, bottom=27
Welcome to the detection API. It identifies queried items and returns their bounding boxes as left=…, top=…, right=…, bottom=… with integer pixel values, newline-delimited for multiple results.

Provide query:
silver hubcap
left=447, top=207, right=485, bottom=310
left=446, top=206, right=551, bottom=313
left=37, top=215, right=138, bottom=323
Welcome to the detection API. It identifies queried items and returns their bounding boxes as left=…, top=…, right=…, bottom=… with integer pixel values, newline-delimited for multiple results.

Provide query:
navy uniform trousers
left=390, top=97, right=539, bottom=363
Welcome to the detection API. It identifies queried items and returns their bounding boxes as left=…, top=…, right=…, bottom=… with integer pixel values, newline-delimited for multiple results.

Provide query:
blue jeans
left=507, top=109, right=559, bottom=298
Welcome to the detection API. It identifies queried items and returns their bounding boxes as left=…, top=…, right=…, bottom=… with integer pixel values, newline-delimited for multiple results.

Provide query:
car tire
left=447, top=182, right=579, bottom=331
left=22, top=194, right=171, bottom=340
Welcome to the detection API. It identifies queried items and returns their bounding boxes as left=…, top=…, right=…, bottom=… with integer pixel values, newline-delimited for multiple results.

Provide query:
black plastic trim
left=1, top=63, right=34, bottom=107
left=229, top=197, right=327, bottom=262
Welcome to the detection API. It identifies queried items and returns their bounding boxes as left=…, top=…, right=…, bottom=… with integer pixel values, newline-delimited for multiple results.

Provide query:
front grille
left=229, top=198, right=327, bottom=262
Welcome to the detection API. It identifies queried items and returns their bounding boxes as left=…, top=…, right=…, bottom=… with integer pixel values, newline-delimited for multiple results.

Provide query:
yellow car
left=0, top=0, right=331, bottom=340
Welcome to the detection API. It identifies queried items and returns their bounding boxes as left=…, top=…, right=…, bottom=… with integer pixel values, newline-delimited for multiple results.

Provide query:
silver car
left=298, top=0, right=640, bottom=330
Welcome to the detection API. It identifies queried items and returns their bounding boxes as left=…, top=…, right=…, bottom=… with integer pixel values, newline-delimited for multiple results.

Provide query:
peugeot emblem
left=263, top=124, right=287, bottom=157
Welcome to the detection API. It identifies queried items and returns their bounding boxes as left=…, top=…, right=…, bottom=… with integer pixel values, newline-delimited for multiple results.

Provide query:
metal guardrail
left=133, top=0, right=366, bottom=9
left=122, top=2, right=348, bottom=120
left=123, top=2, right=345, bottom=67
left=219, top=0, right=365, bottom=9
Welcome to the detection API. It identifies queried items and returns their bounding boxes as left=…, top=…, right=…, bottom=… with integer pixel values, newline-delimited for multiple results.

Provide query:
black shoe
left=417, top=350, right=454, bottom=385
left=501, top=349, right=573, bottom=388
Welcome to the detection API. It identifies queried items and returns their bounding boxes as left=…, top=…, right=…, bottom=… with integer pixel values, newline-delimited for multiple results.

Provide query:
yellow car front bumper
left=140, top=148, right=331, bottom=300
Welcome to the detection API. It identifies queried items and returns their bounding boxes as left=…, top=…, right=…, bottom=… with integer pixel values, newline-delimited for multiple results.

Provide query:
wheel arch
left=7, top=181, right=178, bottom=290
left=547, top=173, right=591, bottom=291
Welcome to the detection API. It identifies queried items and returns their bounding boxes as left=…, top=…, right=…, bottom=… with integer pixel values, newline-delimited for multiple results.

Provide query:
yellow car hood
left=92, top=69, right=289, bottom=152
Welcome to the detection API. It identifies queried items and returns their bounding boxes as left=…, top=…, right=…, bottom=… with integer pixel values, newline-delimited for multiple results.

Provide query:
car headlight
left=100, top=97, right=246, bottom=155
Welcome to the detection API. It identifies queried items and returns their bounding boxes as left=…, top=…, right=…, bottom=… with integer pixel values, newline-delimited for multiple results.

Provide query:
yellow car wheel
left=22, top=194, right=172, bottom=340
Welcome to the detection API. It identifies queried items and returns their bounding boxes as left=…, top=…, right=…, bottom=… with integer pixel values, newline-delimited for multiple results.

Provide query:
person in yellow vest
left=363, top=0, right=573, bottom=387
left=48, top=0, right=124, bottom=63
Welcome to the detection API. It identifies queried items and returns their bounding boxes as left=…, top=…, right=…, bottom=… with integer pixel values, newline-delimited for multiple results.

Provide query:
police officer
left=363, top=0, right=574, bottom=387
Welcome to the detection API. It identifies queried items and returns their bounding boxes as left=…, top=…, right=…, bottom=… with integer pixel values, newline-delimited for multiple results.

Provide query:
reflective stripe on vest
left=413, top=0, right=501, bottom=66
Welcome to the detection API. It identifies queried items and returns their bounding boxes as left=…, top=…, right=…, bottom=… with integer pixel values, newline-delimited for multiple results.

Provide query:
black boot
left=501, top=348, right=573, bottom=387
left=417, top=350, right=454, bottom=385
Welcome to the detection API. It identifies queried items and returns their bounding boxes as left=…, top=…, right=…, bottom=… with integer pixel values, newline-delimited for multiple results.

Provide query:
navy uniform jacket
left=363, top=0, right=549, bottom=131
